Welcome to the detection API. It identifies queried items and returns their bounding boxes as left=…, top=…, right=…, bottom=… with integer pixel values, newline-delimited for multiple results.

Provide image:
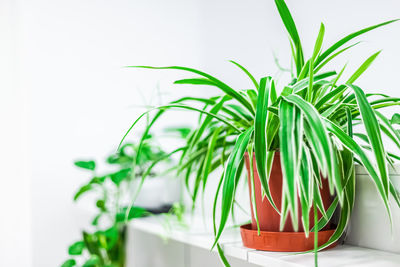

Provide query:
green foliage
left=74, top=184, right=93, bottom=201
left=62, top=129, right=188, bottom=267
left=123, top=0, right=400, bottom=266
left=163, top=126, right=192, bottom=139
left=75, top=161, right=96, bottom=171
left=68, top=241, right=85, bottom=255
left=115, top=206, right=148, bottom=223
left=61, top=259, right=76, bottom=267
left=392, top=113, right=400, bottom=125
left=110, top=168, right=131, bottom=186
left=82, top=255, right=101, bottom=267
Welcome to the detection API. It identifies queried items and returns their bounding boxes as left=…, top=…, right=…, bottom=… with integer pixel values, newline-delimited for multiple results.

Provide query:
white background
left=1, top=0, right=399, bottom=266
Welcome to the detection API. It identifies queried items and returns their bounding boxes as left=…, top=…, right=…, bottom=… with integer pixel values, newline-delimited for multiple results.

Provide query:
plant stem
left=314, top=204, right=319, bottom=267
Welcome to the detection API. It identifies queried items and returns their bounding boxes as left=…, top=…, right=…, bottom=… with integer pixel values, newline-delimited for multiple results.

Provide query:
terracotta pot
left=242, top=152, right=337, bottom=251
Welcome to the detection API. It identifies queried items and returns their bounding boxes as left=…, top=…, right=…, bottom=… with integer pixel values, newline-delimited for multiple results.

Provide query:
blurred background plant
left=61, top=127, right=190, bottom=267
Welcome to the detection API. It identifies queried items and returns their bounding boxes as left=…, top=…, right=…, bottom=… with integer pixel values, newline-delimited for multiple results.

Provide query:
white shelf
left=248, top=245, right=400, bottom=267
left=129, top=216, right=400, bottom=267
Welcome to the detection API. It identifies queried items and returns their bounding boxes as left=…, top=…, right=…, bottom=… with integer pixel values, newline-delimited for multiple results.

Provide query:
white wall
left=2, top=0, right=399, bottom=266
left=0, top=0, right=31, bottom=266
left=196, top=0, right=400, bottom=97
left=17, top=0, right=205, bottom=266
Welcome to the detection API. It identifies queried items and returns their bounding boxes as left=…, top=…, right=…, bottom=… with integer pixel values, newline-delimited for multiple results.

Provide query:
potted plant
left=61, top=130, right=188, bottom=267
left=121, top=0, right=400, bottom=265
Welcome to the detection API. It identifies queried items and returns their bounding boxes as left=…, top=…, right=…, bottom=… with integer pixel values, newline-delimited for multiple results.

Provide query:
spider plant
left=121, top=0, right=400, bottom=264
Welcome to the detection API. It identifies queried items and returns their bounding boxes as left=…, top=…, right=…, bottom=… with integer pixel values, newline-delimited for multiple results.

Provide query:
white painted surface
left=188, top=245, right=256, bottom=267
left=346, top=173, right=400, bottom=253
left=0, top=0, right=32, bottom=266
left=128, top=215, right=400, bottom=267
left=248, top=245, right=400, bottom=267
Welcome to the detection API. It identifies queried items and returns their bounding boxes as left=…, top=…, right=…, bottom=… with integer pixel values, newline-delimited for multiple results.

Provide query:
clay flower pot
left=240, top=152, right=337, bottom=252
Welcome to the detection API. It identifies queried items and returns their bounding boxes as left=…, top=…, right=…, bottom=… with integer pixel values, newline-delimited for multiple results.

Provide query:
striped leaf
left=255, top=77, right=279, bottom=212
left=274, top=0, right=304, bottom=75
left=349, top=84, right=389, bottom=196
left=284, top=94, right=343, bottom=204
left=213, top=126, right=254, bottom=247
left=279, top=100, right=302, bottom=230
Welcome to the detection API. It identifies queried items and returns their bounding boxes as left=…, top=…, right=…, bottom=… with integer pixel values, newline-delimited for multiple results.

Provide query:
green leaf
left=314, top=42, right=360, bottom=73
left=293, top=71, right=337, bottom=93
left=141, top=147, right=185, bottom=184
left=174, top=77, right=215, bottom=86
left=110, top=168, right=131, bottom=185
left=116, top=206, right=147, bottom=222
left=102, top=226, right=119, bottom=249
left=315, top=84, right=347, bottom=110
left=254, top=77, right=279, bottom=212
left=82, top=255, right=101, bottom=267
left=96, top=200, right=106, bottom=211
left=163, top=126, right=192, bottom=138
left=392, top=113, right=400, bottom=125
left=90, top=176, right=106, bottom=185
left=311, top=197, right=339, bottom=232
left=284, top=95, right=343, bottom=204
left=316, top=195, right=351, bottom=251
left=274, top=0, right=304, bottom=75
left=189, top=96, right=230, bottom=154
left=247, top=142, right=261, bottom=234
left=246, top=89, right=258, bottom=110
left=91, top=214, right=102, bottom=226
left=376, top=111, right=400, bottom=150
left=213, top=172, right=225, bottom=237
left=369, top=97, right=400, bottom=106
left=129, top=65, right=255, bottom=115
left=349, top=84, right=389, bottom=196
left=315, top=19, right=398, bottom=66
left=279, top=100, right=302, bottom=230
left=213, top=126, right=254, bottom=247
left=306, top=23, right=325, bottom=100
left=347, top=51, right=381, bottom=84
left=68, top=241, right=85, bottom=255
left=229, top=60, right=259, bottom=89
left=216, top=243, right=231, bottom=267
left=73, top=184, right=92, bottom=201
left=171, top=96, right=217, bottom=106
left=390, top=182, right=400, bottom=208
left=61, top=259, right=76, bottom=267
left=192, top=155, right=206, bottom=205
left=202, top=127, right=223, bottom=192
left=346, top=108, right=353, bottom=137
left=299, top=148, right=314, bottom=236
left=82, top=232, right=101, bottom=257
left=225, top=104, right=253, bottom=122
left=74, top=160, right=96, bottom=171
left=324, top=118, right=391, bottom=223
left=118, top=104, right=241, bottom=150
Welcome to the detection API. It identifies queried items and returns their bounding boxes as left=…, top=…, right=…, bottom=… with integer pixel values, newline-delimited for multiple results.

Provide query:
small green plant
left=121, top=0, right=400, bottom=265
left=61, top=129, right=189, bottom=267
